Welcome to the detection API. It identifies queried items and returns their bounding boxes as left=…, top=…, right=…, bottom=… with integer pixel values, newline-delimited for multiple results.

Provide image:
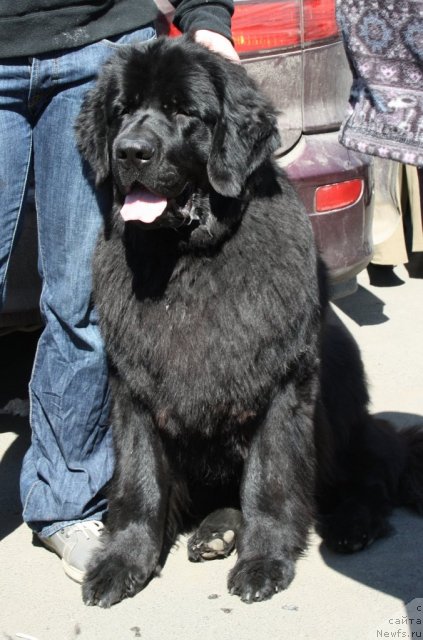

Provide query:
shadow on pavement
left=0, top=415, right=30, bottom=540
left=0, top=330, right=39, bottom=541
left=319, top=506, right=423, bottom=604
left=333, top=285, right=389, bottom=326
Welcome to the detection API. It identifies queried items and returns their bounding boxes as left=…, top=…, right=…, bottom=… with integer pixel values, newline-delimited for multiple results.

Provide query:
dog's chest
left=94, top=229, right=318, bottom=430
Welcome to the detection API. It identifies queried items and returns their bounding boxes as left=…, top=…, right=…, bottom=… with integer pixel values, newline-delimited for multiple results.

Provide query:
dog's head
left=76, top=36, right=281, bottom=230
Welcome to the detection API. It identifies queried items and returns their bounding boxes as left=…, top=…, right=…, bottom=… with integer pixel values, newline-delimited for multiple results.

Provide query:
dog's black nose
left=116, top=138, right=156, bottom=165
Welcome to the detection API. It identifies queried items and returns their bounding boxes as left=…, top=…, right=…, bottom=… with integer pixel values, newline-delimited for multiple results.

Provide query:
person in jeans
left=0, top=1, right=237, bottom=583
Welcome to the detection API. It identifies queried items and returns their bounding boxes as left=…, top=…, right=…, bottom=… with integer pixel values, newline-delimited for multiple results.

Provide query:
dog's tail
left=397, top=424, right=423, bottom=514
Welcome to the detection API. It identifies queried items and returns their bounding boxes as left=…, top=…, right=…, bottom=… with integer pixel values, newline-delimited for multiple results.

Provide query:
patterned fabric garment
left=337, top=0, right=423, bottom=166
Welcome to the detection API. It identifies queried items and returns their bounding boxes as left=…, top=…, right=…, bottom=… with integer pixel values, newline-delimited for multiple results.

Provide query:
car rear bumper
left=279, top=131, right=374, bottom=284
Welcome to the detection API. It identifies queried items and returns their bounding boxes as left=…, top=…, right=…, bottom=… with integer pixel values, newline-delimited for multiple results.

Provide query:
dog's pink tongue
left=120, top=188, right=167, bottom=223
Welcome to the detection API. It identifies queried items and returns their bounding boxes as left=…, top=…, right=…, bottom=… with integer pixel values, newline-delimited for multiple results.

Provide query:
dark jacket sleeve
left=171, top=0, right=234, bottom=41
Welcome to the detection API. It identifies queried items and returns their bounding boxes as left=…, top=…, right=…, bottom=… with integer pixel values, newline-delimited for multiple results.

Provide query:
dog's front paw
left=82, top=549, right=151, bottom=608
left=228, top=557, right=295, bottom=603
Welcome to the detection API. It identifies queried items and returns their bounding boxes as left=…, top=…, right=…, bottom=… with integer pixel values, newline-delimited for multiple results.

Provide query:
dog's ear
left=75, top=75, right=112, bottom=185
left=207, top=61, right=281, bottom=197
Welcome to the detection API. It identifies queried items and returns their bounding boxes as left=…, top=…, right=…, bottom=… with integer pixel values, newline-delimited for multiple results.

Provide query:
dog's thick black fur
left=76, top=36, right=423, bottom=607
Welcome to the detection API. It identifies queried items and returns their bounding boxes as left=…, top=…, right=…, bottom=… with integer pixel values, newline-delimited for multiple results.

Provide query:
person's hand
left=194, top=30, right=240, bottom=62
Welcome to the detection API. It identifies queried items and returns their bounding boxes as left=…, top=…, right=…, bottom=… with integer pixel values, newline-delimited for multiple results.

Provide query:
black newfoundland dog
left=76, top=36, right=423, bottom=607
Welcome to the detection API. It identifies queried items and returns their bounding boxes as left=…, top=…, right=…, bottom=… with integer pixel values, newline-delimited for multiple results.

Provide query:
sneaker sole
left=62, top=558, right=85, bottom=584
left=39, top=536, right=85, bottom=584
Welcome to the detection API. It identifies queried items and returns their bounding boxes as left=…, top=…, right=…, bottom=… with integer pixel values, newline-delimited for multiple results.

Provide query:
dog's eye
left=162, top=102, right=177, bottom=115
left=111, top=103, right=131, bottom=119
left=162, top=101, right=190, bottom=119
left=114, top=95, right=142, bottom=118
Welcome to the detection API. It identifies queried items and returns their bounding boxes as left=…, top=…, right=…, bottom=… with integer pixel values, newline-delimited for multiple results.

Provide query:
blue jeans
left=0, top=26, right=156, bottom=537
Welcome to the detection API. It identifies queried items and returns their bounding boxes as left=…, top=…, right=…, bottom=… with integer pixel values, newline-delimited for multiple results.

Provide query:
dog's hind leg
left=316, top=416, right=403, bottom=553
left=187, top=508, right=242, bottom=561
left=316, top=313, right=405, bottom=553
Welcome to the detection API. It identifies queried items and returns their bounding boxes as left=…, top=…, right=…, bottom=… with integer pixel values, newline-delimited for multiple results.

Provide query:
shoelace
left=63, top=520, right=104, bottom=540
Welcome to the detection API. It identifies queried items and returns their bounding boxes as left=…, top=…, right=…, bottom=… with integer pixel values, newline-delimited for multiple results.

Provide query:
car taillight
left=315, top=179, right=364, bottom=213
left=231, top=1, right=300, bottom=53
left=303, top=0, right=338, bottom=45
left=168, top=0, right=339, bottom=56
left=168, top=1, right=301, bottom=52
left=231, top=0, right=339, bottom=55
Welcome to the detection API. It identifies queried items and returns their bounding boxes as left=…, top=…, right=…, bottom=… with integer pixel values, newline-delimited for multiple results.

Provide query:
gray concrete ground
left=1, top=263, right=423, bottom=640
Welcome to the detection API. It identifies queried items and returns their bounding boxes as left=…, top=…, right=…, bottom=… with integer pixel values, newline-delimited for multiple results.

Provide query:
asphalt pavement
left=1, top=260, right=423, bottom=640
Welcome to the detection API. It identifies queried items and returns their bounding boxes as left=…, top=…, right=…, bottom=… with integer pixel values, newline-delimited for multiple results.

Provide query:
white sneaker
left=39, top=520, right=104, bottom=583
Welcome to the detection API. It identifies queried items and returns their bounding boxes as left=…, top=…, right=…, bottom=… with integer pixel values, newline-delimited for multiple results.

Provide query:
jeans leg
left=0, top=62, right=32, bottom=306
left=20, top=59, right=112, bottom=535
left=20, top=27, right=156, bottom=537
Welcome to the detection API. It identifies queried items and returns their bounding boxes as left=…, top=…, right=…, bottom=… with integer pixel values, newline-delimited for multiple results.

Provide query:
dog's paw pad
left=188, top=529, right=236, bottom=562
left=187, top=508, right=242, bottom=562
left=223, top=529, right=236, bottom=544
